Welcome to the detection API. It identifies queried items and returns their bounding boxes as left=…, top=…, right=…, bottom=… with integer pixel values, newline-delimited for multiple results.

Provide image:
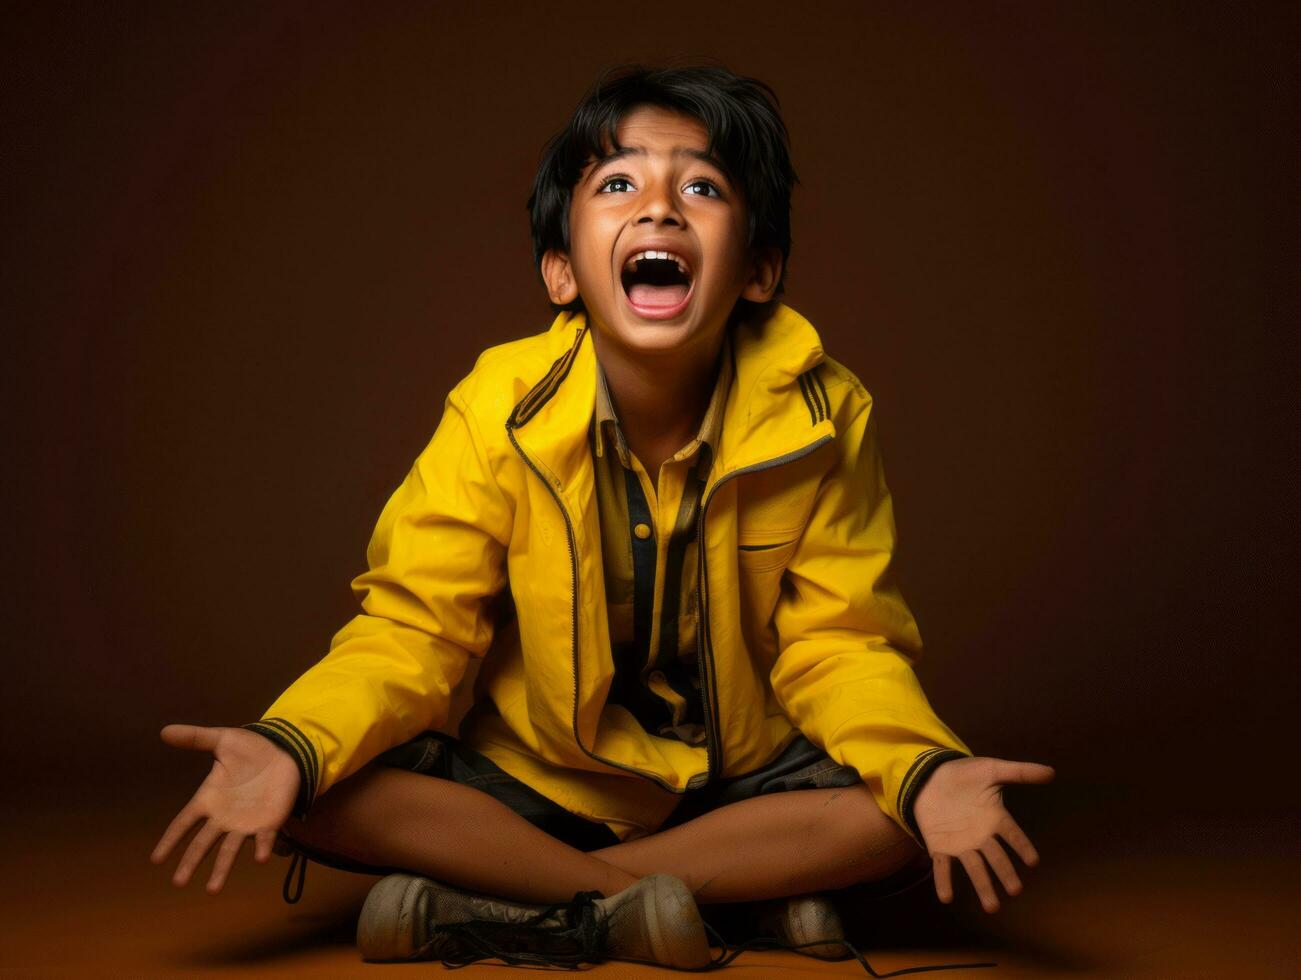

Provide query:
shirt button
left=634, top=523, right=652, bottom=540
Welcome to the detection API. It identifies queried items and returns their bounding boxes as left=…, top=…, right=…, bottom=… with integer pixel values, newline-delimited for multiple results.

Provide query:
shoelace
left=702, top=922, right=996, bottom=976
left=281, top=850, right=997, bottom=974
left=433, top=890, right=609, bottom=968
left=282, top=851, right=307, bottom=904
left=705, top=860, right=996, bottom=974
left=428, top=889, right=995, bottom=975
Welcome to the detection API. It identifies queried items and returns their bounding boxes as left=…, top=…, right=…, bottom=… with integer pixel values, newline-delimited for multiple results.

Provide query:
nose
left=635, top=176, right=684, bottom=227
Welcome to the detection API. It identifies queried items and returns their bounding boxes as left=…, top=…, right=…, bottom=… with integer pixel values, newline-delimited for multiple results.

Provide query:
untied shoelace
left=280, top=848, right=996, bottom=974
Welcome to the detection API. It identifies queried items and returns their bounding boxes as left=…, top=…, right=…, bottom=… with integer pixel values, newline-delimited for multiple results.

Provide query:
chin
left=606, top=312, right=709, bottom=352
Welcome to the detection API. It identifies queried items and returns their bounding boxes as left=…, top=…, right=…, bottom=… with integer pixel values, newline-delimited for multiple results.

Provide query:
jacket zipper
left=693, top=434, right=834, bottom=782
left=507, top=422, right=682, bottom=793
left=508, top=406, right=833, bottom=793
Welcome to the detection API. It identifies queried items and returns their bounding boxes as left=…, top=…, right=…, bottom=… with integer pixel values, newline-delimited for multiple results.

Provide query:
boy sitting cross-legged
left=152, top=64, right=1054, bottom=971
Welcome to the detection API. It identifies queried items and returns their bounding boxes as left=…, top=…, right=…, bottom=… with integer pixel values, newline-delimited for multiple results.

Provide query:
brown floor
left=3, top=792, right=1297, bottom=979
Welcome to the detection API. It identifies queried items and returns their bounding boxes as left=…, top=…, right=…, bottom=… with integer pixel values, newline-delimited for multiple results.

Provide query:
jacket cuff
left=897, top=747, right=970, bottom=843
left=242, top=718, right=320, bottom=819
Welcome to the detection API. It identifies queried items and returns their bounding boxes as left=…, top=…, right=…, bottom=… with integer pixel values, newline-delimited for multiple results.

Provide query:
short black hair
left=527, top=63, right=798, bottom=315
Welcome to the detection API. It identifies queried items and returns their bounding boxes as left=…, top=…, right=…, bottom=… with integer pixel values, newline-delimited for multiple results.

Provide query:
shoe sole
left=630, top=874, right=712, bottom=970
left=788, top=895, right=850, bottom=960
left=358, top=871, right=712, bottom=969
left=356, top=873, right=429, bottom=961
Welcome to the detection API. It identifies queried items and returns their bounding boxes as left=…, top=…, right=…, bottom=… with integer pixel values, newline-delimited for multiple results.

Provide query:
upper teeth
left=625, top=251, right=689, bottom=276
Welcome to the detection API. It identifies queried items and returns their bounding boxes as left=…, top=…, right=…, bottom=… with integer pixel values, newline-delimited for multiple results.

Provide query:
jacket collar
left=507, top=302, right=835, bottom=491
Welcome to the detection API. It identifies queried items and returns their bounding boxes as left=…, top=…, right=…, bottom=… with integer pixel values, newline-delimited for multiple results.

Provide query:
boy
left=152, top=64, right=1054, bottom=971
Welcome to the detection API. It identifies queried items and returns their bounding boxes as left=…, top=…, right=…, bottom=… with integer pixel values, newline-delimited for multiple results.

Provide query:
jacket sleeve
left=244, top=387, right=512, bottom=818
left=770, top=392, right=972, bottom=843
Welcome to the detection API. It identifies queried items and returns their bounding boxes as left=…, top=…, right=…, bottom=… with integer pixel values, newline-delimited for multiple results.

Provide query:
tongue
left=628, top=282, right=689, bottom=308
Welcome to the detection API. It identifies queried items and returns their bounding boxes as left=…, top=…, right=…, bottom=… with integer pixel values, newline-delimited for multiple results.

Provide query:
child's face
left=542, top=105, right=781, bottom=359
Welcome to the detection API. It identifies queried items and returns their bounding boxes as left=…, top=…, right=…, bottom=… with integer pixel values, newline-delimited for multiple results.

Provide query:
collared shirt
left=589, top=332, right=733, bottom=746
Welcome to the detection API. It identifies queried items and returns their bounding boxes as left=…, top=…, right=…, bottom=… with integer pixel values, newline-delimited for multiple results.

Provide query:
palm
left=918, top=762, right=1006, bottom=853
left=192, top=733, right=296, bottom=832
left=913, top=756, right=1055, bottom=913
left=150, top=724, right=301, bottom=894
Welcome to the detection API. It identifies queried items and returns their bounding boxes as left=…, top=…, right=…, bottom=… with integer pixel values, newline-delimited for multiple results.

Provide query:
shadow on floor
left=163, top=896, right=361, bottom=969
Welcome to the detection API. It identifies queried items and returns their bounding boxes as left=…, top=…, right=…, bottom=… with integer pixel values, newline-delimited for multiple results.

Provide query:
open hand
left=913, top=756, right=1055, bottom=913
left=150, top=724, right=300, bottom=894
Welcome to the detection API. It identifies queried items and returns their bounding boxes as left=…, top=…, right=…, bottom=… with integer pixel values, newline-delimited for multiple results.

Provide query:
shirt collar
left=593, top=329, right=733, bottom=471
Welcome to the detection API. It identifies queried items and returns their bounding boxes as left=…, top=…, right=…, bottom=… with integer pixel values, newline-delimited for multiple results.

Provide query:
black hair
left=527, top=63, right=798, bottom=315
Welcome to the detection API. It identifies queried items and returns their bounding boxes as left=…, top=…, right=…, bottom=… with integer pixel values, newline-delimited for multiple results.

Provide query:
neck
left=590, top=327, right=725, bottom=457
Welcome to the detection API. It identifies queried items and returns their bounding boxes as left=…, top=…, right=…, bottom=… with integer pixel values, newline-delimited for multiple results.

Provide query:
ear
left=540, top=249, right=580, bottom=306
left=740, top=246, right=783, bottom=303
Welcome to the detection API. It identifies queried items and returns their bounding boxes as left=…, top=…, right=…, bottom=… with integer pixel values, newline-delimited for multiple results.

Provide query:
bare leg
left=282, top=764, right=638, bottom=904
left=588, top=783, right=922, bottom=904
left=285, top=765, right=918, bottom=907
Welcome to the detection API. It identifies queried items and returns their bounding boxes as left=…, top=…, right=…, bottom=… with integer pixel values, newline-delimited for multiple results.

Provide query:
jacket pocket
left=736, top=531, right=801, bottom=573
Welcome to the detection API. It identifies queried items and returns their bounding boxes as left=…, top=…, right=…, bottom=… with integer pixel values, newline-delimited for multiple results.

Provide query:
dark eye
left=684, top=180, right=720, bottom=198
left=599, top=177, right=634, bottom=193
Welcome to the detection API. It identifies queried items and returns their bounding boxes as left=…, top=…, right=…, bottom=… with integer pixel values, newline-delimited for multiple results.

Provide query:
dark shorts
left=372, top=729, right=862, bottom=852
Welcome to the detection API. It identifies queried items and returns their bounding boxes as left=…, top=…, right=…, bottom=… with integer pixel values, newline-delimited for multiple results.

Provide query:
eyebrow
left=587, top=145, right=730, bottom=180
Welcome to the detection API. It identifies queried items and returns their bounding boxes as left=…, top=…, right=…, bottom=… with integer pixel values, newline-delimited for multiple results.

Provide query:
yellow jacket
left=250, top=304, right=971, bottom=842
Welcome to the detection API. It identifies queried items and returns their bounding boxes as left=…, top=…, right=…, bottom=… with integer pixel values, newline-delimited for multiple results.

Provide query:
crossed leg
left=589, top=782, right=921, bottom=903
left=282, top=763, right=920, bottom=905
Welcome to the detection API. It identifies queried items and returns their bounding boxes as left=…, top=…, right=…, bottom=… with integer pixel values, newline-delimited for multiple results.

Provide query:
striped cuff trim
left=243, top=718, right=319, bottom=818
left=897, top=747, right=970, bottom=842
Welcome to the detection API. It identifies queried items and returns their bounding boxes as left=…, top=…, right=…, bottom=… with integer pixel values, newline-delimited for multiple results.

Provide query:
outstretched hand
left=913, top=756, right=1055, bottom=913
left=150, top=724, right=300, bottom=894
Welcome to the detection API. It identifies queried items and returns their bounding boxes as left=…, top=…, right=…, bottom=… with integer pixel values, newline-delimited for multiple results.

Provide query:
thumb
left=992, top=760, right=1056, bottom=785
left=160, top=723, right=222, bottom=753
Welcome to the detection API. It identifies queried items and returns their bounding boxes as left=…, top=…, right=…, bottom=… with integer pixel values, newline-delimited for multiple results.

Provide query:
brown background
left=3, top=2, right=1297, bottom=976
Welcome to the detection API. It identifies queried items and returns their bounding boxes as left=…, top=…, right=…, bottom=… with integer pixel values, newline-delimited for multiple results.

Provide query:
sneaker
left=753, top=893, right=850, bottom=960
left=713, top=893, right=996, bottom=977
left=356, top=872, right=712, bottom=970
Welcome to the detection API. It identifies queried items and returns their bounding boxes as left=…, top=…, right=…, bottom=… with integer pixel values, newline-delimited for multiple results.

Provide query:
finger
left=253, top=829, right=277, bottom=864
left=206, top=833, right=246, bottom=894
left=998, top=818, right=1042, bottom=868
left=958, top=851, right=1001, bottom=914
left=991, top=760, right=1056, bottom=785
left=173, top=820, right=223, bottom=887
left=932, top=853, right=954, bottom=903
left=980, top=839, right=1023, bottom=897
left=160, top=724, right=223, bottom=753
left=151, top=805, right=202, bottom=864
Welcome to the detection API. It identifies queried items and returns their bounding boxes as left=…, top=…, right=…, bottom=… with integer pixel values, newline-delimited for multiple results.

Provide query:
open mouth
left=620, top=250, right=694, bottom=318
